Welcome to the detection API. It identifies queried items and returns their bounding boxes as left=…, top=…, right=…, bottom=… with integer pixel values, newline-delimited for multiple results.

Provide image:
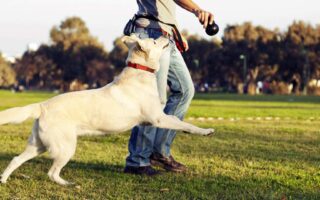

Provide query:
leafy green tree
left=14, top=45, right=59, bottom=89
left=282, top=21, right=320, bottom=93
left=15, top=16, right=113, bottom=91
left=0, top=53, right=16, bottom=87
left=50, top=17, right=111, bottom=89
left=222, top=23, right=286, bottom=93
left=50, top=17, right=104, bottom=51
left=184, top=33, right=222, bottom=84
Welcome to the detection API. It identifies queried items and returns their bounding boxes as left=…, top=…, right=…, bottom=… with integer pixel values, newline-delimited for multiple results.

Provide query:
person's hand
left=182, top=35, right=189, bottom=51
left=193, top=9, right=214, bottom=29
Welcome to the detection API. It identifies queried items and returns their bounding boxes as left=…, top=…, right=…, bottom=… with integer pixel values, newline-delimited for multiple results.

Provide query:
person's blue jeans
left=126, top=27, right=195, bottom=167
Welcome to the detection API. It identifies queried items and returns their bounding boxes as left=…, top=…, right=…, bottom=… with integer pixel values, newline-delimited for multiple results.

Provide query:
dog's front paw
left=0, top=176, right=7, bottom=184
left=202, top=128, right=214, bottom=136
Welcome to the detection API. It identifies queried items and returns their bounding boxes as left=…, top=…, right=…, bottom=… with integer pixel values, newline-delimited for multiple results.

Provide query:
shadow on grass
left=0, top=153, right=123, bottom=173
left=0, top=152, right=319, bottom=199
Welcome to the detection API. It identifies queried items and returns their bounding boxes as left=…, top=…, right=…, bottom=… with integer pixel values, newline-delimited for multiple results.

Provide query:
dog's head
left=122, top=34, right=170, bottom=72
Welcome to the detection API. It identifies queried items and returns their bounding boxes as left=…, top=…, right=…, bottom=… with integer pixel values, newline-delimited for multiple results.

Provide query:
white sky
left=0, top=0, right=319, bottom=56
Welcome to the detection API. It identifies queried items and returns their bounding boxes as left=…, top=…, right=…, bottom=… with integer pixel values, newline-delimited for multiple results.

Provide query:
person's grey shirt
left=136, top=0, right=178, bottom=34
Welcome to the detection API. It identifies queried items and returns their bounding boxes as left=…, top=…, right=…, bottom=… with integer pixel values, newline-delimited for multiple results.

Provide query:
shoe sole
left=150, top=159, right=186, bottom=173
left=124, top=170, right=160, bottom=176
left=124, top=167, right=161, bottom=176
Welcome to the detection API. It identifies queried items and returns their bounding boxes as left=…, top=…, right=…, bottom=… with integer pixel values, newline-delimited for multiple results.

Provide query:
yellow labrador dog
left=0, top=35, right=214, bottom=185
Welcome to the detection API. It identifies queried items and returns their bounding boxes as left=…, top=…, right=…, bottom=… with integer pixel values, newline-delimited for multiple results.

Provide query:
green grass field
left=0, top=90, right=319, bottom=199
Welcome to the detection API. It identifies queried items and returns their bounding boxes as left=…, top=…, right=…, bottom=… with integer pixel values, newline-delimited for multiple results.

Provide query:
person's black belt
left=125, top=14, right=186, bottom=52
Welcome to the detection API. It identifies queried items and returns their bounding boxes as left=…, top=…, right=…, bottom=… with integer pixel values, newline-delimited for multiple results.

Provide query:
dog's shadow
left=0, top=152, right=124, bottom=177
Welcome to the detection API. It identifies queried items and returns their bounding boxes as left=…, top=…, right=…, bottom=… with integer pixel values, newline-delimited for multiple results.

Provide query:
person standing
left=124, top=0, right=214, bottom=175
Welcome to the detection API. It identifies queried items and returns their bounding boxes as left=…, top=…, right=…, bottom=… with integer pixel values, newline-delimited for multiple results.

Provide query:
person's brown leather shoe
left=150, top=152, right=187, bottom=173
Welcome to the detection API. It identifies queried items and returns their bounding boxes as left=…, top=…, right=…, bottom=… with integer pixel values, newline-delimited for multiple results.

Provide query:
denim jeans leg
left=126, top=125, right=157, bottom=167
left=125, top=28, right=172, bottom=167
left=153, top=45, right=195, bottom=157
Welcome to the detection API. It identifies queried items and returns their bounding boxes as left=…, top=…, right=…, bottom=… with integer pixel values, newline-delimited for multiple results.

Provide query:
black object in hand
left=206, top=22, right=219, bottom=36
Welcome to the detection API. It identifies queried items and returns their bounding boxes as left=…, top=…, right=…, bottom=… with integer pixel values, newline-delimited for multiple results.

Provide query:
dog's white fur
left=0, top=35, right=214, bottom=185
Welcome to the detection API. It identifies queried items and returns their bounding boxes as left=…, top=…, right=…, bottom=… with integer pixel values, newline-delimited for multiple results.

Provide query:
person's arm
left=174, top=0, right=214, bottom=29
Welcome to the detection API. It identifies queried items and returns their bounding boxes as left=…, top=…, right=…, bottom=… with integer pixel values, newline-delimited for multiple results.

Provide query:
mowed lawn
left=0, top=90, right=319, bottom=199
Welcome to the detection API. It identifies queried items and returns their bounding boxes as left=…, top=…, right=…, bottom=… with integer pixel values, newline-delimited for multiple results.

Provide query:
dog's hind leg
left=1, top=120, right=46, bottom=183
left=48, top=154, right=75, bottom=185
left=47, top=133, right=77, bottom=186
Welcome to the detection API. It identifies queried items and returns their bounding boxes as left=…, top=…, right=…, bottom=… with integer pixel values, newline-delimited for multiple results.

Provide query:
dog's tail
left=0, top=103, right=41, bottom=125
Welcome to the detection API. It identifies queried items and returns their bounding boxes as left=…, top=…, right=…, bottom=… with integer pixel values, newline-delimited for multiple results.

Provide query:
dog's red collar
left=127, top=62, right=155, bottom=73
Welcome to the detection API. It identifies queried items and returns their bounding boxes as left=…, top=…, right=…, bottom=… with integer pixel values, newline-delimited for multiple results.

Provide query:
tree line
left=0, top=17, right=319, bottom=95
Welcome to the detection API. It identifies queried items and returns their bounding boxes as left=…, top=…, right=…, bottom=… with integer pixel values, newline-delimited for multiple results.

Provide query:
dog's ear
left=122, top=34, right=145, bottom=50
left=156, top=37, right=170, bottom=49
